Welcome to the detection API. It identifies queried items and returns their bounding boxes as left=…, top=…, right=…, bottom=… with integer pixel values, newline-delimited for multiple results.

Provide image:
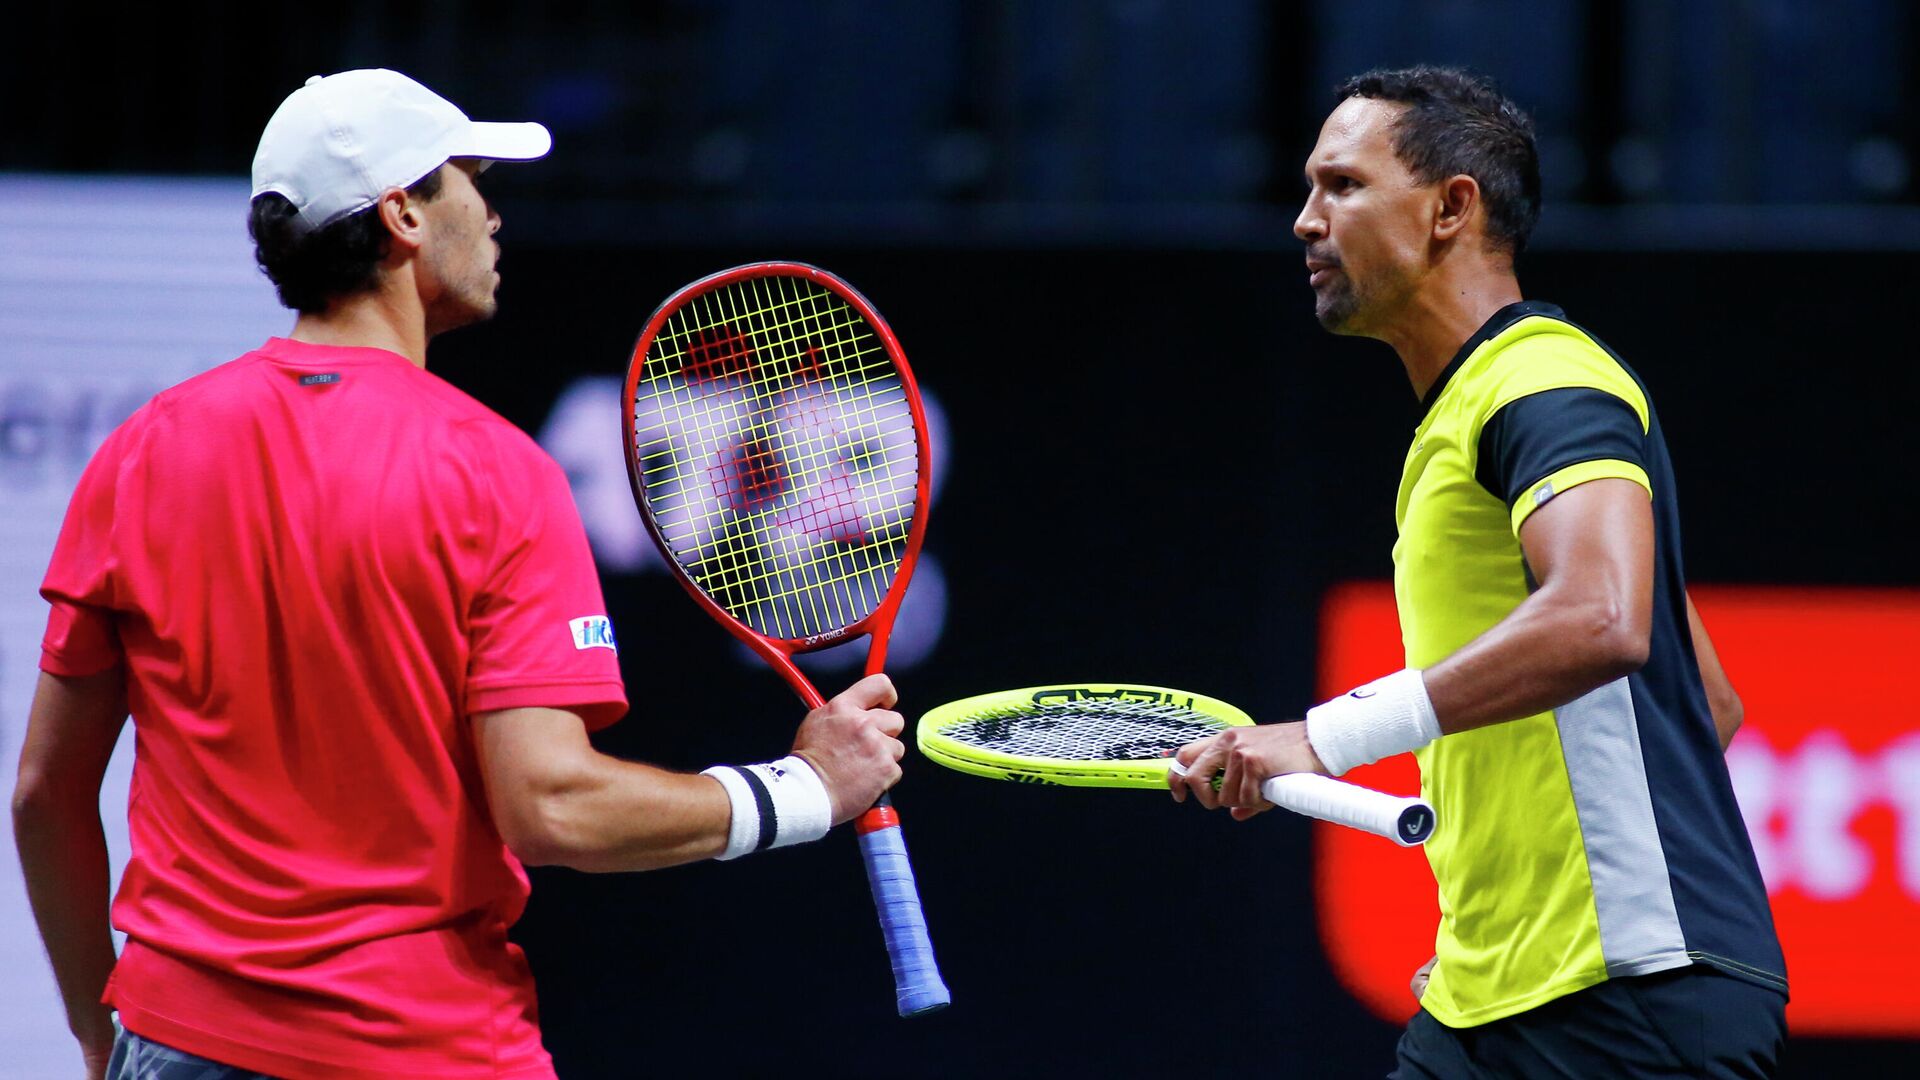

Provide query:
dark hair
left=248, top=167, right=446, bottom=313
left=1334, top=65, right=1541, bottom=256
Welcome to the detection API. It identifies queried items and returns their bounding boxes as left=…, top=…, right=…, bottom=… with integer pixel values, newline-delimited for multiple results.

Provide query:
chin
left=463, top=289, right=500, bottom=324
left=1317, top=274, right=1387, bottom=336
left=1315, top=297, right=1359, bottom=334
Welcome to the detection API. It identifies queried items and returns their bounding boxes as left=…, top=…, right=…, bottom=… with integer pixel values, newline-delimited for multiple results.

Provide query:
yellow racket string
left=632, top=274, right=918, bottom=639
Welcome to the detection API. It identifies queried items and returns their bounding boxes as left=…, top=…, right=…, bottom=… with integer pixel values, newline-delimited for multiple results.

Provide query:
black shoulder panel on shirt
left=1476, top=388, right=1649, bottom=510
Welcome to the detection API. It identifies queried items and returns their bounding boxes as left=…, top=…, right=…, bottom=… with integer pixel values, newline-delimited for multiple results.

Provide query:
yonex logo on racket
left=568, top=615, right=618, bottom=652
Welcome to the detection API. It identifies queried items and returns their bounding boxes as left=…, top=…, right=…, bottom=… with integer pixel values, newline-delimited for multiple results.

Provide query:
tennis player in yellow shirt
left=1172, top=65, right=1786, bottom=1078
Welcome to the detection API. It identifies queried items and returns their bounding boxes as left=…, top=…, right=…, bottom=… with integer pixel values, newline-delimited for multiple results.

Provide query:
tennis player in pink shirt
left=14, top=69, right=906, bottom=1080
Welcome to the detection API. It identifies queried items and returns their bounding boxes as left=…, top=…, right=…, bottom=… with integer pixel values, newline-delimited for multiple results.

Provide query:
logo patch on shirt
left=569, top=615, right=618, bottom=652
left=1534, top=481, right=1555, bottom=506
left=299, top=373, right=341, bottom=386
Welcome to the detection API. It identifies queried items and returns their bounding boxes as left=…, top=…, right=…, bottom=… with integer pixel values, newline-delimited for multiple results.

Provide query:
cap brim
left=464, top=121, right=552, bottom=163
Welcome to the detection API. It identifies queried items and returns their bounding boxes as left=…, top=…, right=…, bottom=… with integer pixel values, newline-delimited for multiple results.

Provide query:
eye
left=1306, top=172, right=1357, bottom=196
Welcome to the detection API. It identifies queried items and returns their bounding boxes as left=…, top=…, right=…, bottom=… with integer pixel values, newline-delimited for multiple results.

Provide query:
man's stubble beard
left=1315, top=280, right=1361, bottom=333
left=1314, top=266, right=1412, bottom=338
left=424, top=243, right=500, bottom=337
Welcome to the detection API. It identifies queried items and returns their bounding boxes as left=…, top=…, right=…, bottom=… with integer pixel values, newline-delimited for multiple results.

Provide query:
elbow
left=1581, top=597, right=1651, bottom=683
left=494, top=780, right=594, bottom=870
left=11, top=769, right=57, bottom=832
left=1715, top=690, right=1745, bottom=740
left=9, top=790, right=35, bottom=837
left=500, top=797, right=589, bottom=869
left=1603, top=627, right=1651, bottom=680
left=498, top=816, right=568, bottom=869
left=10, top=770, right=94, bottom=846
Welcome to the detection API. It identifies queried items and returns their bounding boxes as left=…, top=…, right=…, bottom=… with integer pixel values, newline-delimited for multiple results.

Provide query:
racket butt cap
left=1394, top=802, right=1437, bottom=846
left=900, top=992, right=952, bottom=1016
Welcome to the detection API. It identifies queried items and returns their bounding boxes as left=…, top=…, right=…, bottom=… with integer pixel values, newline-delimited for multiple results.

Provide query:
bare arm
left=1422, top=477, right=1653, bottom=733
left=1685, top=592, right=1743, bottom=750
left=475, top=706, right=731, bottom=871
left=1173, top=478, right=1653, bottom=815
left=13, top=668, right=129, bottom=1076
left=474, top=674, right=906, bottom=873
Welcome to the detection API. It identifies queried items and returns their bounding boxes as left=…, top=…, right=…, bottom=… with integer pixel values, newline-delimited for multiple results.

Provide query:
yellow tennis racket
left=918, top=683, right=1435, bottom=846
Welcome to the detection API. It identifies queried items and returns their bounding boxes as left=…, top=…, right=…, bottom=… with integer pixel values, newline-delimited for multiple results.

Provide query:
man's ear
left=1433, top=174, right=1480, bottom=243
left=376, top=186, right=427, bottom=255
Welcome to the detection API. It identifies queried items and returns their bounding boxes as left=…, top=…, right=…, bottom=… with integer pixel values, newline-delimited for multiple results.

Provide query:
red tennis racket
left=622, top=262, right=949, bottom=1016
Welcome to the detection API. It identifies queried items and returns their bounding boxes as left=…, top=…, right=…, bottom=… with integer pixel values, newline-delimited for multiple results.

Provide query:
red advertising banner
left=1314, top=582, right=1920, bottom=1037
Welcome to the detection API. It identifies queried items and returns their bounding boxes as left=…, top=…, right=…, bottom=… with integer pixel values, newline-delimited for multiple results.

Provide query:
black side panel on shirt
left=1504, top=317, right=1787, bottom=995
left=1475, top=388, right=1649, bottom=509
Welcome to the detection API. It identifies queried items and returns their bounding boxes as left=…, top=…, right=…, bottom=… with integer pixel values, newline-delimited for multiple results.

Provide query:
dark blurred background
left=4, top=1, right=1915, bottom=1076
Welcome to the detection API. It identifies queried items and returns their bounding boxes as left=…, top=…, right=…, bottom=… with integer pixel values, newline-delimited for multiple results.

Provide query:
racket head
left=622, top=262, right=932, bottom=691
left=917, top=683, right=1253, bottom=788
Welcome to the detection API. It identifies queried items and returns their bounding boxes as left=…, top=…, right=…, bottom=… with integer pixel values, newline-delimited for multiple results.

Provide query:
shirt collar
left=1420, top=300, right=1565, bottom=413
left=256, top=336, right=415, bottom=367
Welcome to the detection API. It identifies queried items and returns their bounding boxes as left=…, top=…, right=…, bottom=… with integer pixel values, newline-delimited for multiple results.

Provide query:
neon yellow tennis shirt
left=1394, top=301, right=1785, bottom=1028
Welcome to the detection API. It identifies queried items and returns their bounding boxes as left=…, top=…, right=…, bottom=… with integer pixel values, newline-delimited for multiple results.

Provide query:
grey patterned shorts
left=108, top=1026, right=279, bottom=1080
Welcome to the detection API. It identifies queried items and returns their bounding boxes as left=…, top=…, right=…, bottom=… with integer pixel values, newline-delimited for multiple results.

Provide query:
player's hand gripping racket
left=919, top=684, right=1436, bottom=847
left=623, top=262, right=949, bottom=1015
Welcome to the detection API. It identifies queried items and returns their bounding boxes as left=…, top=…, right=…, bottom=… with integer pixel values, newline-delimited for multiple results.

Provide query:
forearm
left=1685, top=593, right=1743, bottom=750
left=12, top=794, right=118, bottom=1048
left=1423, top=583, right=1648, bottom=734
left=14, top=669, right=126, bottom=1056
left=478, top=707, right=731, bottom=871
left=1203, top=581, right=1649, bottom=796
left=516, top=756, right=731, bottom=873
left=481, top=687, right=902, bottom=873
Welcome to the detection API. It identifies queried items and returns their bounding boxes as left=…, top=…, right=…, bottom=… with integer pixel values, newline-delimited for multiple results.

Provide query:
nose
left=1294, top=195, right=1324, bottom=243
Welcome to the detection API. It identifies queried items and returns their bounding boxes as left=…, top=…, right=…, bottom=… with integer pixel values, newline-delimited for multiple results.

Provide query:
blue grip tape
left=856, top=822, right=951, bottom=1016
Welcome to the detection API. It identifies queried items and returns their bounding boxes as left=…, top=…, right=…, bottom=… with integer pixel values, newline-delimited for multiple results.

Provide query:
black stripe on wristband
left=736, top=766, right=778, bottom=851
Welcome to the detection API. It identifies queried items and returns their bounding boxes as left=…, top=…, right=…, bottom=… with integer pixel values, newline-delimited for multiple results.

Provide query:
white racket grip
left=1260, top=773, right=1436, bottom=847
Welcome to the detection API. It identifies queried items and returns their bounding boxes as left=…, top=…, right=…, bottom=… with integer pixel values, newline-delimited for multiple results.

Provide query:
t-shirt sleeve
left=1475, top=387, right=1652, bottom=536
left=464, top=427, right=628, bottom=730
left=40, top=423, right=134, bottom=677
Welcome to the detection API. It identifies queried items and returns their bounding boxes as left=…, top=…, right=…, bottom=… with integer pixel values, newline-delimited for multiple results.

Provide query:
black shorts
left=1390, top=965, right=1786, bottom=1079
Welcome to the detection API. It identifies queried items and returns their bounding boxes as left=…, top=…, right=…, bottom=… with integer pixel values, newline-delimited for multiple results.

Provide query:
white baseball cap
left=251, top=68, right=551, bottom=231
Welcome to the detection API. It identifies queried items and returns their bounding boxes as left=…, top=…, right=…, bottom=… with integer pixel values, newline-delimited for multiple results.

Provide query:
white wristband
left=701, top=755, right=832, bottom=861
left=1304, top=668, right=1442, bottom=777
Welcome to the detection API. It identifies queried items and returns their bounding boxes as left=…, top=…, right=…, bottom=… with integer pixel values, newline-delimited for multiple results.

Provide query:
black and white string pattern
left=938, top=699, right=1235, bottom=761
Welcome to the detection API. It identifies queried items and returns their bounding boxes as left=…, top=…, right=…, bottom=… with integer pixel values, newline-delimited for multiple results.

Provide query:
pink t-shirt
left=39, top=338, right=627, bottom=1079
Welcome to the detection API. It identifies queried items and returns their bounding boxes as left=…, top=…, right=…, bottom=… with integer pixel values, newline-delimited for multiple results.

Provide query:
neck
left=288, top=278, right=431, bottom=369
left=1375, top=265, right=1523, bottom=402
